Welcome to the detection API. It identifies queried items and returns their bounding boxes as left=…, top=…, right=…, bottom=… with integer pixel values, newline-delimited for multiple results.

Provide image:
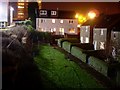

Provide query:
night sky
left=42, top=2, right=120, bottom=15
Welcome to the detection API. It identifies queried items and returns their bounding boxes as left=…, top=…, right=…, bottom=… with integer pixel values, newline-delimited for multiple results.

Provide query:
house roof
left=36, top=9, right=76, bottom=19
left=82, top=13, right=120, bottom=31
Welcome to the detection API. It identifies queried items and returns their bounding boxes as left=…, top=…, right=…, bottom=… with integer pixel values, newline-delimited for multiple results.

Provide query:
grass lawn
left=34, top=44, right=106, bottom=89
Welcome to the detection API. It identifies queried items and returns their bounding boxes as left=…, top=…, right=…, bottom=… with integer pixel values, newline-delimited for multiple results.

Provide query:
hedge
left=57, top=38, right=80, bottom=47
left=71, top=43, right=94, bottom=50
left=62, top=41, right=72, bottom=53
left=88, top=56, right=117, bottom=77
left=71, top=46, right=87, bottom=63
left=116, top=65, right=120, bottom=87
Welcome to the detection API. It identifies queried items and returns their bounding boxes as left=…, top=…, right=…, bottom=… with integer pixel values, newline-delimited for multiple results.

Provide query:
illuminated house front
left=36, top=9, right=78, bottom=35
left=93, top=28, right=107, bottom=50
left=81, top=14, right=120, bottom=52
left=17, top=0, right=28, bottom=20
left=80, top=26, right=90, bottom=43
left=0, top=1, right=8, bottom=28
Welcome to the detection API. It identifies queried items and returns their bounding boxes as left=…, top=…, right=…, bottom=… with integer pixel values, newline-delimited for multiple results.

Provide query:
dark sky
left=42, top=2, right=120, bottom=15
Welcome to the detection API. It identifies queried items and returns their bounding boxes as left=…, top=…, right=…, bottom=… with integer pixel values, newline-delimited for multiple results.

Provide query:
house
left=81, top=14, right=120, bottom=54
left=0, top=1, right=9, bottom=28
left=36, top=9, right=78, bottom=35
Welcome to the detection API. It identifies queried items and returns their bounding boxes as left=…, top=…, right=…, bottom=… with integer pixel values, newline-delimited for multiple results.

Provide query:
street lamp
left=75, top=13, right=79, bottom=18
left=88, top=11, right=96, bottom=19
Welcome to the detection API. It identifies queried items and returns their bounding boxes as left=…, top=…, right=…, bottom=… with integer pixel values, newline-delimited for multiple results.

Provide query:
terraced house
left=36, top=9, right=78, bottom=35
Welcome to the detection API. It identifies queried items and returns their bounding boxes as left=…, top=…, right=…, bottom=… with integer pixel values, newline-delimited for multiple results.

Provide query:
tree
left=28, top=2, right=39, bottom=28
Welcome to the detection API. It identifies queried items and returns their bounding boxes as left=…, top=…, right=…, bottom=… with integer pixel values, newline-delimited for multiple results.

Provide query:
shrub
left=57, top=38, right=80, bottom=47
left=24, top=20, right=32, bottom=26
left=71, top=46, right=87, bottom=63
left=62, top=41, right=72, bottom=53
left=88, top=56, right=117, bottom=77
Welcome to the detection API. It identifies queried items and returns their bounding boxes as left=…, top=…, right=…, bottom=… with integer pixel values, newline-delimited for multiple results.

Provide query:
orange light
left=88, top=11, right=96, bottom=19
left=75, top=13, right=79, bottom=18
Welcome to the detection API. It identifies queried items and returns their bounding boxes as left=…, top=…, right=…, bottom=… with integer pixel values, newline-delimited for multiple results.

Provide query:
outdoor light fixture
left=88, top=11, right=96, bottom=19
left=75, top=13, right=79, bottom=18
left=75, top=13, right=87, bottom=24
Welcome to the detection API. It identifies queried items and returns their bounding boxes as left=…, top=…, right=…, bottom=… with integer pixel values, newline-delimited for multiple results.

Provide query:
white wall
left=0, top=2, right=8, bottom=22
left=80, top=26, right=90, bottom=43
left=93, top=28, right=107, bottom=50
left=36, top=18, right=78, bottom=35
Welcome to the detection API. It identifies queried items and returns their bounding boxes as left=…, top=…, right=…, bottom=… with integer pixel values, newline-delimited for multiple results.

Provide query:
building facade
left=36, top=9, right=78, bottom=35
left=0, top=1, right=9, bottom=28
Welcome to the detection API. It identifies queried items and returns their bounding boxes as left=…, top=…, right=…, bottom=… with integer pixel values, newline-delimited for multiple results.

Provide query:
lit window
left=18, top=3, right=24, bottom=5
left=18, top=6, right=24, bottom=8
left=85, top=37, right=89, bottom=43
left=100, top=42, right=105, bottom=49
left=51, top=11, right=57, bottom=15
left=86, top=29, right=88, bottom=32
left=93, top=41, right=97, bottom=50
left=41, top=19, right=46, bottom=23
left=52, top=19, right=55, bottom=23
left=69, top=28, right=75, bottom=33
left=59, top=28, right=64, bottom=35
left=77, top=24, right=81, bottom=27
left=53, top=28, right=56, bottom=32
left=60, top=20, right=63, bottom=23
left=40, top=10, right=47, bottom=16
left=41, top=19, right=43, bottom=23
left=18, top=0, right=24, bottom=2
left=18, top=13, right=24, bottom=15
left=101, top=29, right=104, bottom=35
left=81, top=37, right=83, bottom=43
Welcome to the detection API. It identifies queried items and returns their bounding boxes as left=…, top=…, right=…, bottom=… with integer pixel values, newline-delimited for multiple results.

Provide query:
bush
left=24, top=20, right=32, bottom=26
left=62, top=41, right=72, bottom=53
left=71, top=46, right=87, bottom=63
left=57, top=38, right=80, bottom=47
left=88, top=56, right=117, bottom=77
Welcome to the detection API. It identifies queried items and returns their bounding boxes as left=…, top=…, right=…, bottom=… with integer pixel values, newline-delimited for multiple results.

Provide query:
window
left=40, top=10, right=47, bottom=16
left=51, top=11, right=57, bottom=15
left=93, top=41, right=97, bottom=50
left=53, top=28, right=56, bottom=32
left=101, top=29, right=104, bottom=35
left=69, top=20, right=73, bottom=24
left=60, top=20, right=63, bottom=23
left=18, top=3, right=24, bottom=5
left=41, top=19, right=46, bottom=23
left=85, top=37, right=89, bottom=43
left=59, top=28, right=64, bottom=35
left=69, top=28, right=75, bottom=33
left=18, top=13, right=24, bottom=15
left=100, top=42, right=105, bottom=49
left=81, top=37, right=83, bottom=43
left=18, top=6, right=24, bottom=8
left=52, top=19, right=55, bottom=23
left=18, top=16, right=24, bottom=18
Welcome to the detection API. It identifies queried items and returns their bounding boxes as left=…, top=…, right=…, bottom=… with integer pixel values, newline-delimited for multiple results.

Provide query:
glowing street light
left=75, top=13, right=79, bottom=18
left=88, top=11, right=96, bottom=19
left=75, top=13, right=87, bottom=24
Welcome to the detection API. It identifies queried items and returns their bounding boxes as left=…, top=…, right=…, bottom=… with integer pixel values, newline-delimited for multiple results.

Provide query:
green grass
left=34, top=44, right=105, bottom=89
